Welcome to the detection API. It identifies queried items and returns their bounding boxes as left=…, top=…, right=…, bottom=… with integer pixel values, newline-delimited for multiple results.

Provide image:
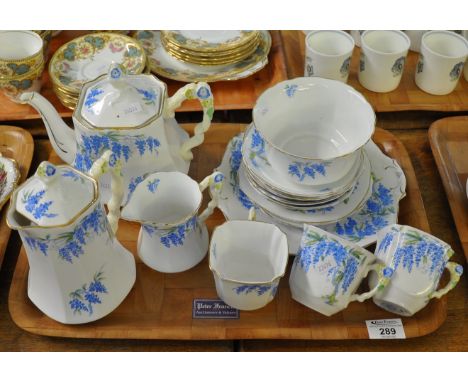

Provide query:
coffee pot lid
left=77, top=64, right=166, bottom=129
left=15, top=162, right=96, bottom=227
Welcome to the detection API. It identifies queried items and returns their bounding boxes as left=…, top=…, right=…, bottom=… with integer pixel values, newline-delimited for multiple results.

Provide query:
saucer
left=133, top=31, right=271, bottom=82
left=49, top=32, right=146, bottom=94
left=238, top=152, right=372, bottom=225
left=242, top=124, right=363, bottom=200
left=211, top=133, right=406, bottom=252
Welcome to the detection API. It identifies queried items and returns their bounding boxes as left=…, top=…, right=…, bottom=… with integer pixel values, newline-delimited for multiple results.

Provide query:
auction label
left=366, top=318, right=406, bottom=339
left=192, top=299, right=239, bottom=319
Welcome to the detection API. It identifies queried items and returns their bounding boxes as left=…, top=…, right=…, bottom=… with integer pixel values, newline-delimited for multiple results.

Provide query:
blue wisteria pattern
left=62, top=169, right=84, bottom=183
left=284, top=84, right=298, bottom=97
left=296, top=229, right=365, bottom=305
left=143, top=215, right=199, bottom=248
left=248, top=128, right=269, bottom=168
left=74, top=132, right=160, bottom=173
left=21, top=189, right=58, bottom=220
left=126, top=175, right=145, bottom=204
left=288, top=161, right=330, bottom=181
left=68, top=269, right=108, bottom=315
left=334, top=175, right=394, bottom=242
left=146, top=178, right=160, bottom=193
left=23, top=206, right=107, bottom=263
left=136, top=87, right=157, bottom=105
left=233, top=284, right=277, bottom=296
left=84, top=88, right=104, bottom=111
left=229, top=137, right=256, bottom=210
left=389, top=228, right=448, bottom=276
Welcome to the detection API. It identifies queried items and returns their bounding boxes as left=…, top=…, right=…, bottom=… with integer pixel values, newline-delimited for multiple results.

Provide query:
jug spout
left=20, top=92, right=77, bottom=164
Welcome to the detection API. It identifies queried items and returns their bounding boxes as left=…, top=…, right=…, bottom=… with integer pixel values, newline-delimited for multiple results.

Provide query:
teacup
left=359, top=30, right=410, bottom=93
left=289, top=224, right=393, bottom=317
left=0, top=61, right=44, bottom=101
left=415, top=30, right=468, bottom=95
left=304, top=30, right=355, bottom=83
left=0, top=31, right=44, bottom=77
left=369, top=224, right=463, bottom=317
left=0, top=30, right=45, bottom=101
left=252, top=77, right=375, bottom=187
left=122, top=171, right=224, bottom=273
left=209, top=208, right=289, bottom=310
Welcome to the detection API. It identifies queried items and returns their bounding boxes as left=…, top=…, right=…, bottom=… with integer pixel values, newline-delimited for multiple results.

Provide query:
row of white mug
left=304, top=30, right=468, bottom=95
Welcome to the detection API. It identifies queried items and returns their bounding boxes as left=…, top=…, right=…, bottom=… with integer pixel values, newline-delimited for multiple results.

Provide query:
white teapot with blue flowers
left=20, top=64, right=214, bottom=205
left=6, top=151, right=136, bottom=324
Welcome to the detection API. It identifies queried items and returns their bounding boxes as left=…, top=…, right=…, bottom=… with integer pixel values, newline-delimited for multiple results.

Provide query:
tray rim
left=429, top=116, right=468, bottom=261
left=7, top=124, right=447, bottom=340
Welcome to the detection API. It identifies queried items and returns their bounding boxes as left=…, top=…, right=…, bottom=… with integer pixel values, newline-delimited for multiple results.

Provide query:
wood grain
left=0, top=126, right=34, bottom=270
left=281, top=31, right=468, bottom=112
left=0, top=31, right=287, bottom=122
left=429, top=116, right=468, bottom=260
left=7, top=124, right=447, bottom=340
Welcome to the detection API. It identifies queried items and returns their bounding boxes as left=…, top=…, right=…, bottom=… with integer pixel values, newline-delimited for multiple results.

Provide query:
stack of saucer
left=49, top=32, right=147, bottom=110
left=238, top=77, right=376, bottom=229
left=160, top=30, right=260, bottom=66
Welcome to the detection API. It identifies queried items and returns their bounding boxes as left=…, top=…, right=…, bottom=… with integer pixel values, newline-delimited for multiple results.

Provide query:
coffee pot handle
left=164, top=82, right=214, bottom=161
left=430, top=261, right=463, bottom=299
left=198, top=171, right=224, bottom=223
left=349, top=263, right=394, bottom=303
left=89, top=150, right=123, bottom=234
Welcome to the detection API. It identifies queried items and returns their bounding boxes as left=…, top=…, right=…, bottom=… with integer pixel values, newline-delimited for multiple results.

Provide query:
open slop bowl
left=252, top=77, right=375, bottom=187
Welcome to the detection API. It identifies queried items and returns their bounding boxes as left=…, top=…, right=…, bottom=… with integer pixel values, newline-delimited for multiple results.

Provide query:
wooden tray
left=0, top=126, right=34, bottom=269
left=8, top=124, right=446, bottom=340
left=281, top=31, right=468, bottom=113
left=429, top=116, right=468, bottom=261
left=0, top=31, right=287, bottom=121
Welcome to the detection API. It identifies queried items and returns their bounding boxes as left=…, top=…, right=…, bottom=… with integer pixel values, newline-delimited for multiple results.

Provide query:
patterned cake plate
left=133, top=30, right=271, bottom=82
left=0, top=154, right=20, bottom=210
left=211, top=133, right=406, bottom=253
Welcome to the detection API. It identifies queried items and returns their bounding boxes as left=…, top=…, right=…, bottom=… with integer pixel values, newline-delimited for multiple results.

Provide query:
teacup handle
left=430, top=261, right=463, bottom=299
left=163, top=82, right=214, bottom=161
left=248, top=206, right=256, bottom=221
left=198, top=171, right=224, bottom=223
left=349, top=263, right=394, bottom=303
left=89, top=150, right=123, bottom=234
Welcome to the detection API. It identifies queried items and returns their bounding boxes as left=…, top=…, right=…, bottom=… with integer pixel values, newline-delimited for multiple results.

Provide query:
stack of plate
left=212, top=77, right=407, bottom=252
left=160, top=30, right=260, bottom=66
left=133, top=30, right=271, bottom=82
left=49, top=32, right=147, bottom=110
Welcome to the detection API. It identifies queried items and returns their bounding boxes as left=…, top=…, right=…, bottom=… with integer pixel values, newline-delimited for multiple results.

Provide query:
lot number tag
left=366, top=318, right=406, bottom=339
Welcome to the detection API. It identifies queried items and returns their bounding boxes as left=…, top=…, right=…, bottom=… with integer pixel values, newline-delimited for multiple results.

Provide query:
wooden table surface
left=0, top=31, right=466, bottom=351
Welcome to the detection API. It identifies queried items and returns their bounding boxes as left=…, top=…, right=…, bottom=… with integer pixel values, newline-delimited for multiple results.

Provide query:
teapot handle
left=89, top=150, right=123, bottom=234
left=198, top=171, right=224, bottom=223
left=163, top=82, right=214, bottom=161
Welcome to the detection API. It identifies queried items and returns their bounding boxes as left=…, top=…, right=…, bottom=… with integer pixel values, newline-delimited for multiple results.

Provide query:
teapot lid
left=76, top=64, right=166, bottom=129
left=15, top=162, right=97, bottom=227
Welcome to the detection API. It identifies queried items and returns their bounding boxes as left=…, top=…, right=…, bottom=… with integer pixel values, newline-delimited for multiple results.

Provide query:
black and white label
left=366, top=318, right=406, bottom=339
left=192, top=299, right=239, bottom=319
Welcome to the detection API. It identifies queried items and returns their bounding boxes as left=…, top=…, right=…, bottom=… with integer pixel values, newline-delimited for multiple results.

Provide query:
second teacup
left=289, top=224, right=393, bottom=317
left=369, top=224, right=463, bottom=317
left=359, top=30, right=410, bottom=92
left=415, top=30, right=468, bottom=95
left=304, top=30, right=355, bottom=83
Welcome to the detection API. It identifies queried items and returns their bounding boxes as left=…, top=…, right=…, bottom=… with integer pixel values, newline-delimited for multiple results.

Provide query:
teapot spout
left=20, top=92, right=77, bottom=164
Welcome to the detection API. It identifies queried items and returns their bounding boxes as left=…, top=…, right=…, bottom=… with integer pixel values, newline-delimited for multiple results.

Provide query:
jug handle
left=163, top=82, right=214, bottom=161
left=349, top=264, right=394, bottom=303
left=430, top=261, right=463, bottom=299
left=89, top=150, right=124, bottom=234
left=198, top=171, right=224, bottom=223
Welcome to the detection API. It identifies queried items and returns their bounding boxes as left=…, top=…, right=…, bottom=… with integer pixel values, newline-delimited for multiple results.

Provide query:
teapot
left=6, top=151, right=136, bottom=324
left=19, top=64, right=214, bottom=204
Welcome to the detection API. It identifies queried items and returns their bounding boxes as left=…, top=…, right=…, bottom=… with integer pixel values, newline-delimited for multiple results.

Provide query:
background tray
left=429, top=116, right=468, bottom=261
left=8, top=124, right=447, bottom=340
left=281, top=31, right=468, bottom=112
left=0, top=31, right=287, bottom=121
left=0, top=126, right=34, bottom=270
